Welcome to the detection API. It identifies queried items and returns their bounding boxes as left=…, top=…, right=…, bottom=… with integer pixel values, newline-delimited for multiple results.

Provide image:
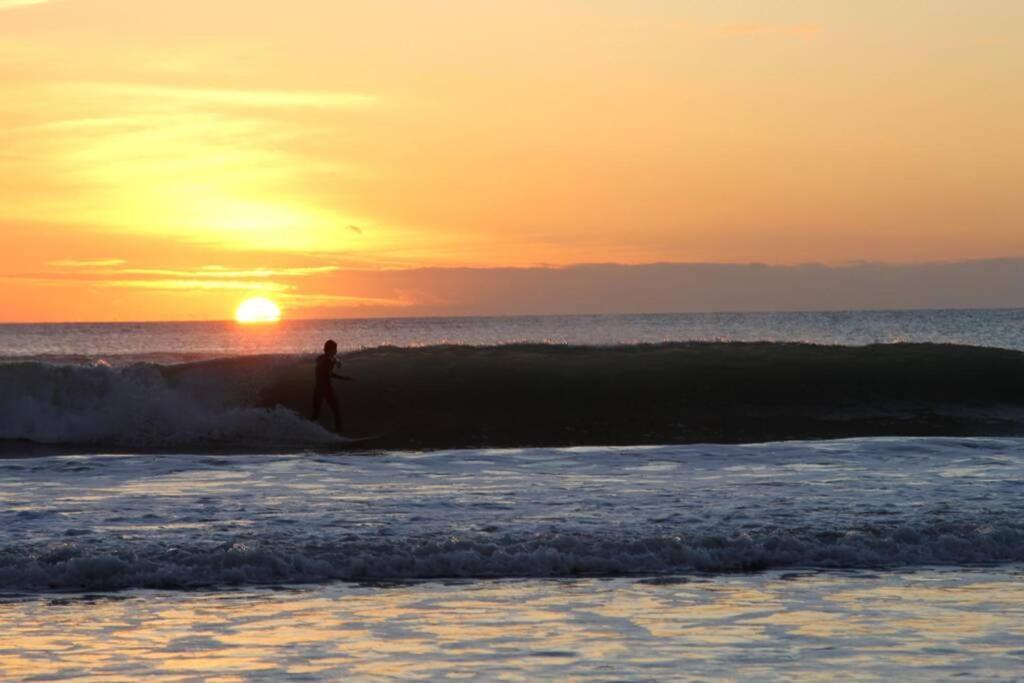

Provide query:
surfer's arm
left=332, top=373, right=353, bottom=381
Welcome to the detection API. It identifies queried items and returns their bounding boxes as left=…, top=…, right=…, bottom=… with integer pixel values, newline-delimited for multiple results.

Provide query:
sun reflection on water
left=2, top=569, right=1023, bottom=679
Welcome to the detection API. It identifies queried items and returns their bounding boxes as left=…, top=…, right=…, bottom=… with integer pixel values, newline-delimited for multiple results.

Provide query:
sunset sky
left=2, top=0, right=1022, bottom=321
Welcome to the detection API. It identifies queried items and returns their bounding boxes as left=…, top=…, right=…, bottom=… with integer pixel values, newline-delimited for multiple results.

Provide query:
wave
left=0, top=358, right=342, bottom=450
left=3, top=342, right=1024, bottom=451
left=2, top=522, right=1022, bottom=591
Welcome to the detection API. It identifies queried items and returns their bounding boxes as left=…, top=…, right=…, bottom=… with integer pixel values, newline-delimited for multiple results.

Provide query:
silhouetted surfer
left=311, top=339, right=352, bottom=433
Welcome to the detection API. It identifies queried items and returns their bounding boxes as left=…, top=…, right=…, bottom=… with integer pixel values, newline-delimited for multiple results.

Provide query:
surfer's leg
left=327, top=392, right=342, bottom=433
left=311, top=385, right=324, bottom=421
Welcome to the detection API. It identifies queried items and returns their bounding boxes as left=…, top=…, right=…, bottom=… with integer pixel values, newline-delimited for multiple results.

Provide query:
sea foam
left=3, top=522, right=1023, bottom=591
left=2, top=439, right=1023, bottom=591
left=0, top=360, right=340, bottom=448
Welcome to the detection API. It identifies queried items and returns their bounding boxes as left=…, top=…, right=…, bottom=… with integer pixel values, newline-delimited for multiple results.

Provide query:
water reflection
left=2, top=568, right=1023, bottom=679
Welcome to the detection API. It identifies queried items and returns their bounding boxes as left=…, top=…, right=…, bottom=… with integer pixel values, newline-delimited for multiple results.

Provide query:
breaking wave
left=0, top=359, right=342, bottom=449
left=3, top=342, right=1024, bottom=451
left=3, top=523, right=1022, bottom=591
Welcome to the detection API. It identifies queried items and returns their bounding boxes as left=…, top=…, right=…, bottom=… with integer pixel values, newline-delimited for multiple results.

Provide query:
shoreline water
left=4, top=567, right=1023, bottom=679
left=3, top=438, right=1022, bottom=591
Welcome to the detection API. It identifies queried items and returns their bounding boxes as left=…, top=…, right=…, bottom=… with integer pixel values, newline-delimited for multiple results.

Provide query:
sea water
left=2, top=441, right=1023, bottom=679
left=2, top=310, right=1024, bottom=679
left=3, top=308, right=1024, bottom=363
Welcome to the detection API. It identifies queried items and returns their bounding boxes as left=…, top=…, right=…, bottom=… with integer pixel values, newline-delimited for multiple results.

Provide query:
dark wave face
left=2, top=342, right=1024, bottom=452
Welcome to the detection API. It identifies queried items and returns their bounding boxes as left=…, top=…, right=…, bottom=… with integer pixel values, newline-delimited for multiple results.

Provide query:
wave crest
left=0, top=360, right=340, bottom=449
left=3, top=342, right=1024, bottom=451
left=3, top=522, right=1022, bottom=591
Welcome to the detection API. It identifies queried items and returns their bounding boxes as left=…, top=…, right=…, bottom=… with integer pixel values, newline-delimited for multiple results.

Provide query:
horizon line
left=2, top=304, right=1023, bottom=327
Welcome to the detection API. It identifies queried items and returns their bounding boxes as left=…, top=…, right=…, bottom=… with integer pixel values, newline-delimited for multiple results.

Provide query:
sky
left=1, top=0, right=1022, bottom=321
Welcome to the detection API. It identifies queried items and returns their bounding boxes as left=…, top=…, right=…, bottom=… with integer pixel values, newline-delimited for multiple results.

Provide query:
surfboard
left=339, top=434, right=385, bottom=447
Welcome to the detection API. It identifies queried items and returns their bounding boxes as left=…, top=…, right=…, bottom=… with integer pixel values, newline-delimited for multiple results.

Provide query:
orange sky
left=1, top=0, right=1023, bottom=321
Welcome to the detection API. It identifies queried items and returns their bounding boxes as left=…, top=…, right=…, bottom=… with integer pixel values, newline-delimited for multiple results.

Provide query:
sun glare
left=235, top=297, right=282, bottom=324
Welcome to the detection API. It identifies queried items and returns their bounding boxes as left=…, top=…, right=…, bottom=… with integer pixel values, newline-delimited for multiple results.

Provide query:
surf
left=4, top=521, right=1023, bottom=591
left=2, top=342, right=1024, bottom=452
left=3, top=439, right=1024, bottom=591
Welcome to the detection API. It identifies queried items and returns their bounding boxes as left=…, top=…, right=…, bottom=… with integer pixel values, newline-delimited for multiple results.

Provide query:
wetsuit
left=311, top=353, right=343, bottom=432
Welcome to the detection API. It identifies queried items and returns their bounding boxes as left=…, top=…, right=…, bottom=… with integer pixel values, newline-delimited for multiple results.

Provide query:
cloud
left=347, top=225, right=364, bottom=235
left=5, top=81, right=370, bottom=252
left=24, top=263, right=341, bottom=295
left=717, top=23, right=823, bottom=40
left=115, top=265, right=340, bottom=279
left=71, top=83, right=379, bottom=110
left=0, top=274, right=280, bottom=292
left=101, top=279, right=292, bottom=292
left=30, top=262, right=343, bottom=294
left=14, top=259, right=1024, bottom=320
left=279, top=291, right=412, bottom=309
left=48, top=259, right=126, bottom=268
left=29, top=263, right=337, bottom=284
left=290, top=258, right=1024, bottom=317
left=0, top=0, right=54, bottom=10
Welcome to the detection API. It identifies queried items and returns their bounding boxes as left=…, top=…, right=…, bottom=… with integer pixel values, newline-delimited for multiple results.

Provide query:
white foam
left=2, top=523, right=1022, bottom=591
left=0, top=361, right=339, bottom=448
left=2, top=438, right=1024, bottom=591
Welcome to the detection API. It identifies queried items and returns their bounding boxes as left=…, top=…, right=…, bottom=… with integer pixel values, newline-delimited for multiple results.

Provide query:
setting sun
left=235, top=297, right=281, bottom=324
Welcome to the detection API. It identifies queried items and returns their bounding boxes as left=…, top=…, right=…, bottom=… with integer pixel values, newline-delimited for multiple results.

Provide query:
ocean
left=4, top=308, right=1024, bottom=363
left=2, top=310, right=1024, bottom=680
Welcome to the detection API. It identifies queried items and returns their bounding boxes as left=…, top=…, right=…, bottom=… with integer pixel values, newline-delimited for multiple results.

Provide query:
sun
left=235, top=297, right=282, bottom=324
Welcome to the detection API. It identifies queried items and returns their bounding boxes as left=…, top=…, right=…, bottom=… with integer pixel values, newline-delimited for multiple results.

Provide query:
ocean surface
left=2, top=310, right=1024, bottom=680
left=3, top=308, right=1024, bottom=364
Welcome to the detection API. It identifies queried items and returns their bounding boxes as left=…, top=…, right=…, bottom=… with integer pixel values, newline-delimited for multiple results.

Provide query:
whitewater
left=3, top=438, right=1024, bottom=591
left=3, top=438, right=1024, bottom=678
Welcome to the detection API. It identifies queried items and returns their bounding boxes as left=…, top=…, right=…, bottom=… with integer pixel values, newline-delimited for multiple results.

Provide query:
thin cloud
left=101, top=279, right=292, bottom=292
left=3, top=274, right=288, bottom=292
left=72, top=83, right=379, bottom=110
left=24, top=116, right=156, bottom=134
left=347, top=225, right=364, bottom=236
left=71, top=263, right=337, bottom=294
left=279, top=291, right=412, bottom=308
left=717, top=23, right=823, bottom=40
left=0, top=0, right=55, bottom=9
left=115, top=266, right=340, bottom=278
left=49, top=259, right=126, bottom=268
left=26, top=264, right=338, bottom=282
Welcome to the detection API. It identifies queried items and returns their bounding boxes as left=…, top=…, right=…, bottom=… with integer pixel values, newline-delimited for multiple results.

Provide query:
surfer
left=311, top=339, right=352, bottom=433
